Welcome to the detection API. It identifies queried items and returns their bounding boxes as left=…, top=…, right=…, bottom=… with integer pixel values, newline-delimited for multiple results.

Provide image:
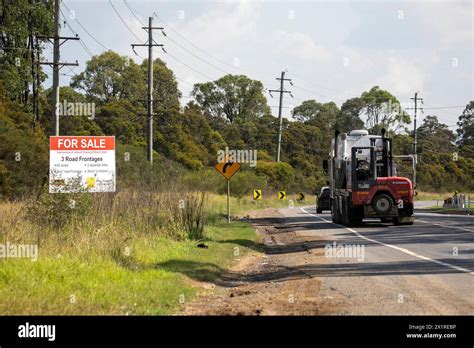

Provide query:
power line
left=175, top=77, right=194, bottom=87
left=125, top=1, right=239, bottom=72
left=123, top=0, right=145, bottom=26
left=124, top=1, right=281, bottom=88
left=59, top=7, right=93, bottom=57
left=44, top=69, right=75, bottom=78
left=108, top=0, right=143, bottom=42
left=406, top=105, right=466, bottom=110
left=164, top=35, right=230, bottom=76
left=156, top=48, right=215, bottom=81
left=116, top=2, right=216, bottom=82
left=155, top=14, right=235, bottom=69
left=125, top=3, right=232, bottom=77
left=63, top=1, right=110, bottom=51
left=291, top=83, right=342, bottom=102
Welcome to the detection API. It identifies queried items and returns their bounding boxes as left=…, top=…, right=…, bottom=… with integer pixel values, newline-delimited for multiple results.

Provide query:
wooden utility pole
left=269, top=71, right=292, bottom=162
left=411, top=92, right=423, bottom=164
left=51, top=0, right=60, bottom=136
left=37, top=0, right=79, bottom=136
left=131, top=17, right=164, bottom=164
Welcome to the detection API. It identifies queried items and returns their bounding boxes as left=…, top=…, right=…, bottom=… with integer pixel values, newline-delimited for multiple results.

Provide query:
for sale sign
left=49, top=136, right=116, bottom=193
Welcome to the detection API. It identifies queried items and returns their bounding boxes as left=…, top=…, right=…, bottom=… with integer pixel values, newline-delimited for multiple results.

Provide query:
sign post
left=215, top=161, right=241, bottom=223
left=227, top=180, right=231, bottom=223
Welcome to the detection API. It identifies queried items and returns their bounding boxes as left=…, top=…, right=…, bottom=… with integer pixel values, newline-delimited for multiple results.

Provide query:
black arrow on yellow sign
left=253, top=189, right=262, bottom=200
left=223, top=162, right=232, bottom=173
left=278, top=191, right=286, bottom=200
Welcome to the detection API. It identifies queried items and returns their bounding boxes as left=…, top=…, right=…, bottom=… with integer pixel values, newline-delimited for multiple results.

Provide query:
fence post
left=468, top=195, right=471, bottom=216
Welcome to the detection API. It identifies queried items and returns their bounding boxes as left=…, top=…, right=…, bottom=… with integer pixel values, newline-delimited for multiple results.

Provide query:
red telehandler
left=323, top=129, right=415, bottom=226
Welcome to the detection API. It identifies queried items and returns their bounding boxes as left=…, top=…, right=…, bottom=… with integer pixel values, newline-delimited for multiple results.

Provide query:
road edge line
left=300, top=207, right=474, bottom=275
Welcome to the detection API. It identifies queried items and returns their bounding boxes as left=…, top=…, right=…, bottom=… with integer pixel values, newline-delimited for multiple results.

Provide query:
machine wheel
left=372, top=193, right=394, bottom=215
left=341, top=196, right=361, bottom=227
left=332, top=199, right=343, bottom=224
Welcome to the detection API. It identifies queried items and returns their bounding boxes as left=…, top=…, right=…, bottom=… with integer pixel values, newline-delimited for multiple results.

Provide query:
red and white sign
left=49, top=136, right=116, bottom=193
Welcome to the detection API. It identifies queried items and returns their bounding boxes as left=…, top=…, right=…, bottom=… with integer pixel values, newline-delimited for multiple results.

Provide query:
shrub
left=255, top=161, right=294, bottom=190
left=218, top=170, right=267, bottom=198
left=27, top=179, right=93, bottom=230
left=178, top=191, right=206, bottom=240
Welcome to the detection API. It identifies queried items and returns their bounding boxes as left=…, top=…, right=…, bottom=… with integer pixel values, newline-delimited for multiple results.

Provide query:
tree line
left=1, top=1, right=473, bottom=200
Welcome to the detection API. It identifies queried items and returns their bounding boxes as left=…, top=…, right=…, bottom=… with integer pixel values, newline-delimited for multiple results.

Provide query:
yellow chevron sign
left=253, top=189, right=262, bottom=200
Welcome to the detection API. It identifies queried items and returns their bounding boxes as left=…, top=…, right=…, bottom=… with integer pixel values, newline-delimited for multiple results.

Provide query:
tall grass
left=0, top=187, right=208, bottom=258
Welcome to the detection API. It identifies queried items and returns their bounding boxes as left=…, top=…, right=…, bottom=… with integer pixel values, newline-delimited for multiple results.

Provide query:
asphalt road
left=184, top=205, right=474, bottom=315
left=295, top=206, right=474, bottom=314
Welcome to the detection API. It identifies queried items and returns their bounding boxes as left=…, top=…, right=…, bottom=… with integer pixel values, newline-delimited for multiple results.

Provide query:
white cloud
left=174, top=0, right=262, bottom=54
left=375, top=54, right=427, bottom=96
left=272, top=30, right=332, bottom=62
left=415, top=1, right=473, bottom=47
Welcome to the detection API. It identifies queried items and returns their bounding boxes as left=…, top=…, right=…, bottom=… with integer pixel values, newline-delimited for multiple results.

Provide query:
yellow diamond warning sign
left=215, top=161, right=241, bottom=180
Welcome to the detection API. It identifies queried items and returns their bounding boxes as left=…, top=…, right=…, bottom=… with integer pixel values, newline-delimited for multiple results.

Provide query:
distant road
left=414, top=200, right=440, bottom=209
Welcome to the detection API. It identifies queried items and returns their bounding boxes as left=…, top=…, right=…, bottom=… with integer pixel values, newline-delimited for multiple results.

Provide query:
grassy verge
left=0, top=217, right=260, bottom=315
left=1, top=191, right=304, bottom=315
left=415, top=191, right=473, bottom=201
left=418, top=206, right=473, bottom=215
left=207, top=192, right=315, bottom=219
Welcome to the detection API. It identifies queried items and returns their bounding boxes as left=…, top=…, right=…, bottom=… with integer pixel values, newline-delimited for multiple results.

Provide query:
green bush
left=255, top=161, right=294, bottom=190
left=27, top=180, right=93, bottom=230
left=221, top=170, right=267, bottom=198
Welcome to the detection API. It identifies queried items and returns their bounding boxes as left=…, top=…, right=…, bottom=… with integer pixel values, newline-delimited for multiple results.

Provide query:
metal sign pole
left=227, top=180, right=230, bottom=223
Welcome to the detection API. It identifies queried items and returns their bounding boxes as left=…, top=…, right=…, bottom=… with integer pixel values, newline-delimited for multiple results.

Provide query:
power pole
left=34, top=36, right=41, bottom=128
left=410, top=92, right=423, bottom=164
left=269, top=71, right=292, bottom=162
left=51, top=0, right=61, bottom=136
left=37, top=0, right=79, bottom=136
left=410, top=92, right=423, bottom=191
left=131, top=17, right=164, bottom=165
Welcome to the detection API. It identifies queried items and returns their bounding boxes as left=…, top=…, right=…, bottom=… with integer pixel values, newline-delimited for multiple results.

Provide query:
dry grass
left=0, top=189, right=262, bottom=315
left=415, top=191, right=474, bottom=201
left=0, top=189, right=210, bottom=259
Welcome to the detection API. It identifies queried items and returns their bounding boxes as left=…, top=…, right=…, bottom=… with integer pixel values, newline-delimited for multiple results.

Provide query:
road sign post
left=227, top=180, right=231, bottom=223
left=215, top=161, right=241, bottom=223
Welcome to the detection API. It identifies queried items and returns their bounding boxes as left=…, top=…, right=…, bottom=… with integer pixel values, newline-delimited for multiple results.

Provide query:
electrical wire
left=63, top=1, right=111, bottom=51
left=108, top=0, right=143, bottom=42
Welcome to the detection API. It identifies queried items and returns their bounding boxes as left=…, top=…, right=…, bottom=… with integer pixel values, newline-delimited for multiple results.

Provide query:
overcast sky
left=51, top=0, right=473, bottom=129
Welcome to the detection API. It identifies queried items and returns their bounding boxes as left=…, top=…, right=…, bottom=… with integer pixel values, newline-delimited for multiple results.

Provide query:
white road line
left=300, top=207, right=474, bottom=275
left=417, top=219, right=474, bottom=233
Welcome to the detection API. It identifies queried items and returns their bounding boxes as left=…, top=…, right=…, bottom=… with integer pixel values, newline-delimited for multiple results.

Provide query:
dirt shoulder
left=181, top=208, right=341, bottom=315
